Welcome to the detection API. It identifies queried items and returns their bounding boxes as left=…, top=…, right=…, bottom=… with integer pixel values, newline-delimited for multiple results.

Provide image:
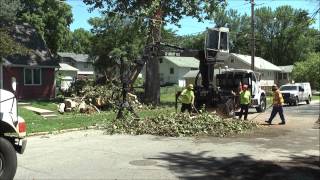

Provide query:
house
left=277, top=65, right=294, bottom=85
left=57, top=63, right=79, bottom=91
left=182, top=53, right=281, bottom=90
left=158, top=56, right=199, bottom=86
left=225, top=53, right=282, bottom=89
left=57, top=52, right=95, bottom=79
left=0, top=24, right=58, bottom=99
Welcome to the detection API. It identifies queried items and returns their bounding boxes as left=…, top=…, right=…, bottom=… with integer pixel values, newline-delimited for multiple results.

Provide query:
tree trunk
left=144, top=8, right=162, bottom=105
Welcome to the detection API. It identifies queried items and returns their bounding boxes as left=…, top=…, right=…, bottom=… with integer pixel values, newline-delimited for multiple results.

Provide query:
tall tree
left=83, top=0, right=225, bottom=105
left=0, top=0, right=22, bottom=25
left=60, top=28, right=93, bottom=54
left=89, top=15, right=146, bottom=81
left=18, top=0, right=73, bottom=54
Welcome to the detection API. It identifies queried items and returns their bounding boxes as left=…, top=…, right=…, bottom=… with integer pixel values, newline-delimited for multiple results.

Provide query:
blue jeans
left=268, top=105, right=285, bottom=123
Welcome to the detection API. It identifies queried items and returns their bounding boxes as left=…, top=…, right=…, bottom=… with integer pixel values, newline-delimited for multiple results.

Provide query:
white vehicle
left=280, top=83, right=312, bottom=106
left=216, top=69, right=267, bottom=113
left=0, top=79, right=27, bottom=179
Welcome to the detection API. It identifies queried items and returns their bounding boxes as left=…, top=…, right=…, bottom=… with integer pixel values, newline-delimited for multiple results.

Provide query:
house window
left=170, top=68, right=174, bottom=74
left=191, top=68, right=198, bottom=70
left=231, top=58, right=234, bottom=63
left=24, top=68, right=41, bottom=85
left=160, top=59, right=163, bottom=63
left=84, top=63, right=89, bottom=69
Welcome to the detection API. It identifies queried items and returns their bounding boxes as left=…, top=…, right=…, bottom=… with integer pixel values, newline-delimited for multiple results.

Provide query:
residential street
left=15, top=101, right=319, bottom=180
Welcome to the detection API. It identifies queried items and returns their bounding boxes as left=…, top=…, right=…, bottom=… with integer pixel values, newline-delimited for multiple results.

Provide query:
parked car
left=280, top=83, right=312, bottom=106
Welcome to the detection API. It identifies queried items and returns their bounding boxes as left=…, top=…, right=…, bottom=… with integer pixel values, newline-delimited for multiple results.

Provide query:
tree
left=292, top=52, right=320, bottom=90
left=89, top=15, right=146, bottom=81
left=83, top=0, right=225, bottom=105
left=18, top=0, right=73, bottom=54
left=255, top=6, right=314, bottom=65
left=0, top=29, right=28, bottom=60
left=0, top=0, right=22, bottom=25
left=60, top=28, right=93, bottom=54
left=211, top=6, right=317, bottom=66
left=0, top=0, right=27, bottom=59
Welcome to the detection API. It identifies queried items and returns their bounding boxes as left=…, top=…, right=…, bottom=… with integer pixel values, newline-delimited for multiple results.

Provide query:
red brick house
left=0, top=24, right=58, bottom=99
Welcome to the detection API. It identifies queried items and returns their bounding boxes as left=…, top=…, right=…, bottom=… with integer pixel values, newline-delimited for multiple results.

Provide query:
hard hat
left=187, top=84, right=194, bottom=90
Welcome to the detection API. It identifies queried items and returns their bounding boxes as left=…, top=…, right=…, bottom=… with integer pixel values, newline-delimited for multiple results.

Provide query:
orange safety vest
left=273, top=90, right=284, bottom=106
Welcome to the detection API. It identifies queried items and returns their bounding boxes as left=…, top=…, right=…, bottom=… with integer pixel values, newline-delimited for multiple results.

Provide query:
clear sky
left=67, top=0, right=320, bottom=35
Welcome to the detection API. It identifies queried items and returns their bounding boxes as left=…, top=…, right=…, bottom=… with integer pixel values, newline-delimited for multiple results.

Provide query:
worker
left=179, top=84, right=195, bottom=113
left=239, top=84, right=251, bottom=120
left=265, top=84, right=286, bottom=125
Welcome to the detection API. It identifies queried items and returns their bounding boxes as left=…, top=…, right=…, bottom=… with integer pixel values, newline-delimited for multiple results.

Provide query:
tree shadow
left=150, top=151, right=320, bottom=180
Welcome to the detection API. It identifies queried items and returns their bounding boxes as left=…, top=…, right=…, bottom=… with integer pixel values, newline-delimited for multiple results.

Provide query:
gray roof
left=279, top=65, right=293, bottom=73
left=3, top=23, right=58, bottom=67
left=163, top=56, right=199, bottom=68
left=58, top=63, right=78, bottom=71
left=58, top=52, right=91, bottom=63
left=231, top=53, right=281, bottom=71
left=183, top=70, right=199, bottom=78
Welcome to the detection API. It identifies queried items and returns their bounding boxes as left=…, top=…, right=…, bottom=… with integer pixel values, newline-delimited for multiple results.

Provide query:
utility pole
left=250, top=0, right=255, bottom=71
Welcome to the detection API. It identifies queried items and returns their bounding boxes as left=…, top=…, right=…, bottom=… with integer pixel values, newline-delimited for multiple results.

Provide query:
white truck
left=0, top=79, right=27, bottom=180
left=216, top=68, right=267, bottom=116
left=280, top=82, right=312, bottom=106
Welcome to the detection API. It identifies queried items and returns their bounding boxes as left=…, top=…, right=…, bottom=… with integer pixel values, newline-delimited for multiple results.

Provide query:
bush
left=103, top=112, right=258, bottom=137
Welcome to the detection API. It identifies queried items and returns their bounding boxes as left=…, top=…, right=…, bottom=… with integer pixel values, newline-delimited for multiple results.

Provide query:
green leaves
left=0, top=28, right=29, bottom=59
left=19, top=0, right=73, bottom=54
left=292, top=52, right=320, bottom=90
left=104, top=111, right=258, bottom=137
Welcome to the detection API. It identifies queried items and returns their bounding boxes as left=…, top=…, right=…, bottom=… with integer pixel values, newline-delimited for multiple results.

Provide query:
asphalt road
left=15, top=101, right=320, bottom=180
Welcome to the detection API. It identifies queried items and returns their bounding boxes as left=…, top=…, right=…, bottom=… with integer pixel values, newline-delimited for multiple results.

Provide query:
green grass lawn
left=312, top=95, right=320, bottom=101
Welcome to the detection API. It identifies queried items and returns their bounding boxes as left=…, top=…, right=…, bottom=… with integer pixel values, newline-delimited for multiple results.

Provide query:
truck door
left=298, top=86, right=304, bottom=101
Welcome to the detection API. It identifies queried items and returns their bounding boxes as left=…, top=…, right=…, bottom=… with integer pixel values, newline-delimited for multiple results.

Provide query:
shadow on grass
left=150, top=151, right=320, bottom=180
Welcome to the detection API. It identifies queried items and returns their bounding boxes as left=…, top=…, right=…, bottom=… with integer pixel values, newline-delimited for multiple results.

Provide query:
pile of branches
left=103, top=112, right=258, bottom=137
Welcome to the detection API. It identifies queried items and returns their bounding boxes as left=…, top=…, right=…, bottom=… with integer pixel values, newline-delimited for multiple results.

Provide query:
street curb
left=27, top=125, right=105, bottom=137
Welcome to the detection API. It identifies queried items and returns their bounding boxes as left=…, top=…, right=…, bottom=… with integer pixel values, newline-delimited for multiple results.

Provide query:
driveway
left=15, top=102, right=320, bottom=180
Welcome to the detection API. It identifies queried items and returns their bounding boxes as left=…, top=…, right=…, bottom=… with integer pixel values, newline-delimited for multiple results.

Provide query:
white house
left=158, top=56, right=199, bottom=86
left=57, top=63, right=79, bottom=91
left=58, top=52, right=95, bottom=79
left=225, top=53, right=281, bottom=88
left=278, top=65, right=294, bottom=85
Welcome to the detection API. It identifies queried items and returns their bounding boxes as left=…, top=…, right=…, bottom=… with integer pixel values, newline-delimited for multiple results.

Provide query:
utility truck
left=0, top=78, right=27, bottom=180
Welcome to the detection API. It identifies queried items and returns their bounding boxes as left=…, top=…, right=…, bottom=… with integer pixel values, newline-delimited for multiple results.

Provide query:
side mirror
left=11, top=77, right=17, bottom=92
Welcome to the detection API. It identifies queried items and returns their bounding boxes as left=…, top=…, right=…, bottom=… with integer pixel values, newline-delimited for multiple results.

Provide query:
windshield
left=280, top=86, right=297, bottom=91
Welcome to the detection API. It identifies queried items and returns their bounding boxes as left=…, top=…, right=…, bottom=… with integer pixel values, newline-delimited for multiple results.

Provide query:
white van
left=280, top=83, right=312, bottom=106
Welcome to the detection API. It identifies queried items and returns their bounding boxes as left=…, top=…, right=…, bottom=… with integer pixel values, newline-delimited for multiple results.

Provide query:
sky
left=67, top=0, right=320, bottom=35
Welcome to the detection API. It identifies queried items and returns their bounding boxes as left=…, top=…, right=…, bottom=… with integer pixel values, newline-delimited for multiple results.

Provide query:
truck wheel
left=294, top=97, right=299, bottom=106
left=0, top=137, right=17, bottom=180
left=256, top=96, right=267, bottom=113
left=306, top=96, right=311, bottom=104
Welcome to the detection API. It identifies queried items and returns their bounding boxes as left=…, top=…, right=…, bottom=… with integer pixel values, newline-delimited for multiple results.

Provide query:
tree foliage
left=18, top=0, right=73, bottom=54
left=0, top=0, right=22, bottom=25
left=292, top=52, right=320, bottom=90
left=89, top=15, right=147, bottom=80
left=0, top=28, right=28, bottom=59
left=83, top=0, right=225, bottom=105
left=211, top=6, right=318, bottom=66
left=60, top=28, right=93, bottom=54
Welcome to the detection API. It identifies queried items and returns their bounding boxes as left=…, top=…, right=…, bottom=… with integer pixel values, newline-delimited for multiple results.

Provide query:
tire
left=0, top=137, right=17, bottom=180
left=256, top=96, right=267, bottom=113
left=294, top=97, right=299, bottom=106
left=306, top=96, right=311, bottom=104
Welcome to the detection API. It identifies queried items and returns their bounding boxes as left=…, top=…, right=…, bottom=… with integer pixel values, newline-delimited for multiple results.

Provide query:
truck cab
left=216, top=69, right=267, bottom=113
left=0, top=80, right=27, bottom=179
